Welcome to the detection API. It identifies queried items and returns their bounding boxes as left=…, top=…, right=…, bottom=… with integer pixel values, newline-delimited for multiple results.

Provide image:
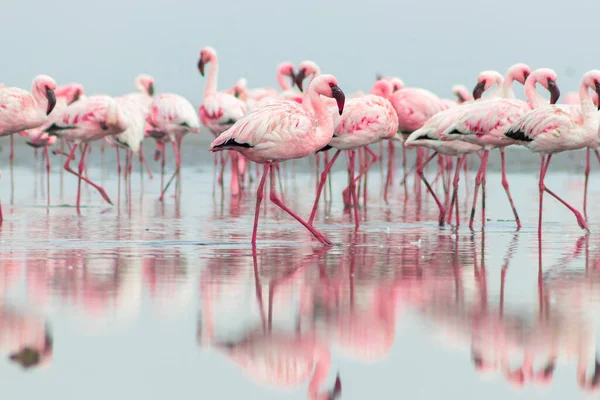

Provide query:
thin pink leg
left=159, top=140, right=181, bottom=201
left=44, top=146, right=50, bottom=206
left=275, top=162, right=284, bottom=202
left=500, top=148, right=521, bottom=230
left=469, top=150, right=488, bottom=230
left=9, top=134, right=14, bottom=162
left=139, top=141, right=154, bottom=179
left=384, top=140, right=395, bottom=202
left=308, top=150, right=342, bottom=226
left=251, top=164, right=269, bottom=245
left=230, top=151, right=240, bottom=197
left=417, top=152, right=446, bottom=226
left=447, top=156, right=462, bottom=225
left=268, top=164, right=332, bottom=245
left=349, top=150, right=360, bottom=230
left=342, top=146, right=378, bottom=202
left=538, top=155, right=548, bottom=237
left=584, top=147, right=591, bottom=217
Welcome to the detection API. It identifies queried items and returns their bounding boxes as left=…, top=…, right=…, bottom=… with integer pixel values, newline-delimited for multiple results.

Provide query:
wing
left=505, top=105, right=577, bottom=142
left=211, top=101, right=311, bottom=150
left=334, top=96, right=398, bottom=138
left=448, top=99, right=529, bottom=137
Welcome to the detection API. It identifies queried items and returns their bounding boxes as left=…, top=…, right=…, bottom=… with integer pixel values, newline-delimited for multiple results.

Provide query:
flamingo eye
left=329, top=82, right=335, bottom=87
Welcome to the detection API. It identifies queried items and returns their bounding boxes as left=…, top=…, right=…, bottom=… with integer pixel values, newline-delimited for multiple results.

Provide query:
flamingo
left=452, top=84, right=473, bottom=104
left=124, top=74, right=155, bottom=179
left=505, top=70, right=600, bottom=234
left=46, top=95, right=129, bottom=211
left=442, top=67, right=558, bottom=230
left=308, top=79, right=399, bottom=229
left=146, top=93, right=200, bottom=201
left=19, top=82, right=84, bottom=206
left=198, top=46, right=247, bottom=197
left=209, top=74, right=345, bottom=246
left=0, top=75, right=57, bottom=221
left=405, top=65, right=530, bottom=226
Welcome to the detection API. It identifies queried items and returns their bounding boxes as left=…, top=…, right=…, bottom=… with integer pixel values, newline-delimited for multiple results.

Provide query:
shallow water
left=1, top=139, right=600, bottom=399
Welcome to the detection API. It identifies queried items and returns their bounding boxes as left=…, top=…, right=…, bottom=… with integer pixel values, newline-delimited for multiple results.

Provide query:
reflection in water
left=3, top=223, right=600, bottom=396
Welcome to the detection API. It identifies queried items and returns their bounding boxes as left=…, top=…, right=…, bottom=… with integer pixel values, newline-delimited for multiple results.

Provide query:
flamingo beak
left=70, top=90, right=81, bottom=105
left=331, top=85, right=345, bottom=115
left=523, top=71, right=530, bottom=83
left=329, top=373, right=342, bottom=399
left=198, top=58, right=205, bottom=77
left=46, top=87, right=56, bottom=115
left=289, top=69, right=297, bottom=88
left=594, top=81, right=600, bottom=110
left=472, top=81, right=486, bottom=100
left=295, top=69, right=307, bottom=92
left=147, top=82, right=155, bottom=96
left=547, top=79, right=560, bottom=105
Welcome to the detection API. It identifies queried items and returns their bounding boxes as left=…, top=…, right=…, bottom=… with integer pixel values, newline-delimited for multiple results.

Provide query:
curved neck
left=308, top=89, right=333, bottom=138
left=502, top=74, right=516, bottom=99
left=32, top=83, right=47, bottom=108
left=488, top=77, right=504, bottom=98
left=308, top=347, right=331, bottom=400
left=524, top=77, right=546, bottom=109
left=277, top=70, right=290, bottom=91
left=204, top=57, right=219, bottom=98
left=579, top=81, right=596, bottom=116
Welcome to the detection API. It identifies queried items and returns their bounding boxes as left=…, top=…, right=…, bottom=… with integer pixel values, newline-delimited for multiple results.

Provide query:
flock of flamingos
left=2, top=46, right=600, bottom=244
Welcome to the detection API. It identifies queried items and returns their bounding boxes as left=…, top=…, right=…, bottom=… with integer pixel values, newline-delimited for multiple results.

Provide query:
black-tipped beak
left=547, top=79, right=560, bottom=105
left=594, top=82, right=600, bottom=111
left=147, top=82, right=155, bottom=97
left=46, top=87, right=56, bottom=115
left=328, top=373, right=342, bottom=399
left=198, top=58, right=205, bottom=77
left=523, top=71, right=530, bottom=83
left=472, top=81, right=486, bottom=100
left=295, top=69, right=306, bottom=92
left=331, top=85, right=345, bottom=115
left=289, top=69, right=296, bottom=88
left=70, top=90, right=81, bottom=105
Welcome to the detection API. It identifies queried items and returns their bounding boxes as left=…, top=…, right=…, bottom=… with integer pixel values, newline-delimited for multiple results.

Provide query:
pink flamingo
left=0, top=75, right=57, bottom=221
left=46, top=95, right=129, bottom=211
left=308, top=79, right=399, bottom=230
left=505, top=69, right=600, bottom=234
left=452, top=84, right=473, bottom=103
left=198, top=46, right=247, bottom=196
left=146, top=93, right=200, bottom=201
left=125, top=74, right=155, bottom=178
left=210, top=74, right=345, bottom=246
left=405, top=66, right=529, bottom=226
left=443, top=67, right=557, bottom=230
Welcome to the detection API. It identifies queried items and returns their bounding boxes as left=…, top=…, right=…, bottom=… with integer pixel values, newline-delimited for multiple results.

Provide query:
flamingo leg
left=138, top=141, right=153, bottom=180
left=500, top=148, right=521, bottom=230
left=308, top=150, right=342, bottom=226
left=159, top=140, right=181, bottom=201
left=251, top=164, right=270, bottom=245
left=161, top=145, right=166, bottom=191
left=62, top=143, right=112, bottom=209
left=349, top=150, right=360, bottom=230
left=268, top=164, right=332, bottom=245
left=9, top=134, right=14, bottom=162
left=342, top=146, right=378, bottom=202
left=469, top=150, right=488, bottom=230
left=417, top=152, right=446, bottom=226
left=275, top=162, right=284, bottom=202
left=44, top=146, right=50, bottom=207
left=230, top=151, right=240, bottom=197
left=384, top=140, right=395, bottom=202
left=584, top=147, right=591, bottom=217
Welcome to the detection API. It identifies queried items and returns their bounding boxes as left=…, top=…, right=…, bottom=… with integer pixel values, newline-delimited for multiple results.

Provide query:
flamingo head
left=135, top=74, right=155, bottom=96
left=581, top=70, right=600, bottom=110
left=472, top=70, right=503, bottom=100
left=369, top=79, right=394, bottom=99
left=295, top=60, right=321, bottom=92
left=311, top=74, right=345, bottom=115
left=33, top=75, right=57, bottom=115
left=55, top=83, right=85, bottom=105
left=530, top=68, right=560, bottom=104
left=506, top=63, right=532, bottom=85
left=198, top=46, right=217, bottom=77
left=277, top=61, right=296, bottom=86
left=230, top=77, right=248, bottom=100
left=452, top=84, right=472, bottom=103
left=388, top=77, right=405, bottom=92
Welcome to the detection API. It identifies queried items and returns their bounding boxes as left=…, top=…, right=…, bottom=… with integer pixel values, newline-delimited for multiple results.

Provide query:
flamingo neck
left=204, top=57, right=219, bottom=98
left=277, top=70, right=291, bottom=91
left=489, top=77, right=504, bottom=98
left=308, top=89, right=333, bottom=141
left=308, top=348, right=331, bottom=400
left=524, top=77, right=546, bottom=109
left=32, top=83, right=47, bottom=110
left=579, top=82, right=596, bottom=116
left=502, top=74, right=516, bottom=99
